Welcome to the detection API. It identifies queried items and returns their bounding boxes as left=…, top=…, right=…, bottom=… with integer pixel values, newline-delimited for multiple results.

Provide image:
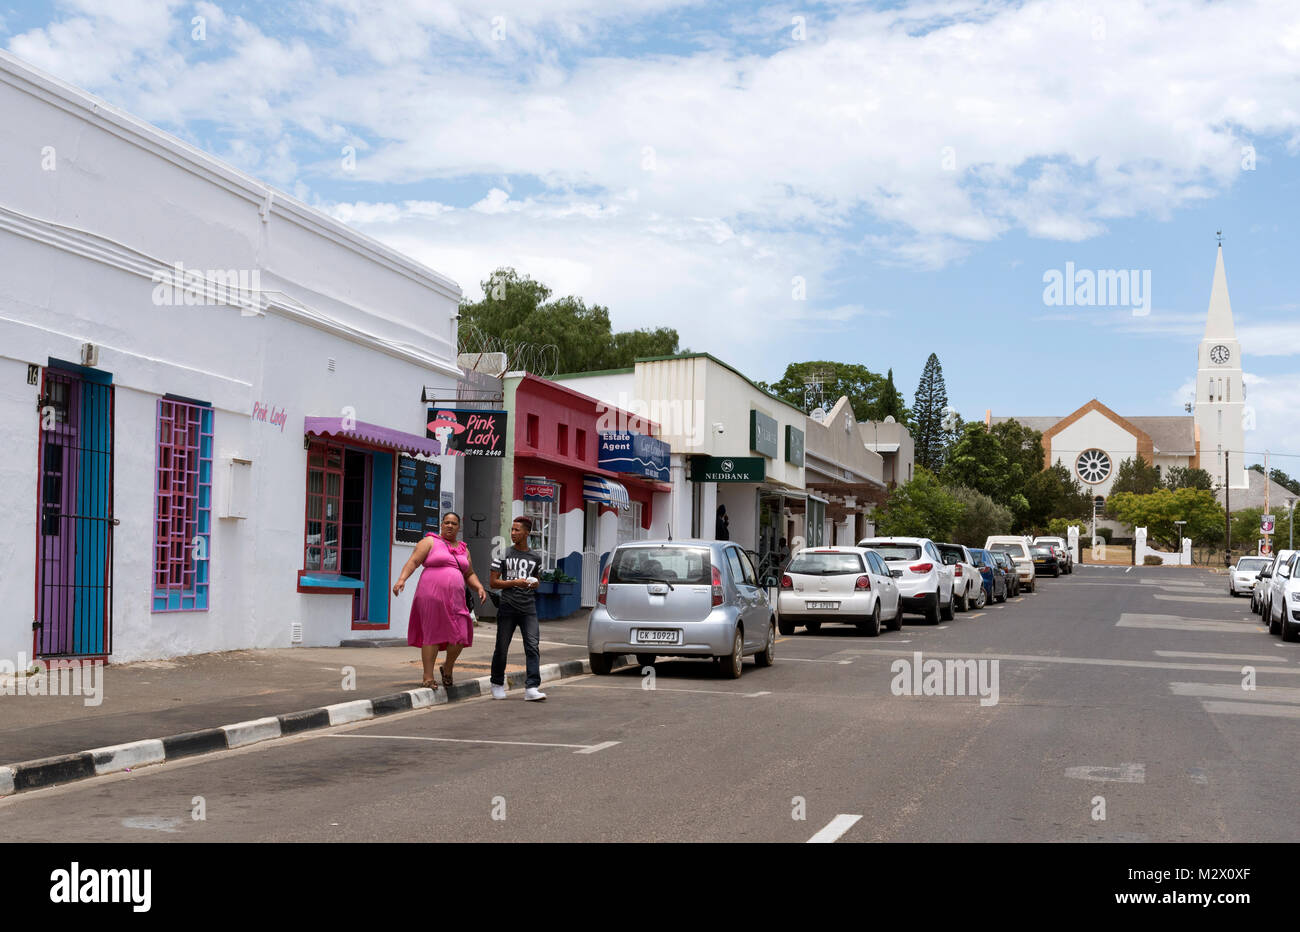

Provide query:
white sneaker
left=524, top=687, right=547, bottom=701
left=490, top=684, right=507, bottom=700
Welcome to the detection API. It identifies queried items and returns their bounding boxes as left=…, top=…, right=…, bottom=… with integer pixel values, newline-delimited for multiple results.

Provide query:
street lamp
left=1289, top=498, right=1297, bottom=551
left=1173, top=520, right=1186, bottom=562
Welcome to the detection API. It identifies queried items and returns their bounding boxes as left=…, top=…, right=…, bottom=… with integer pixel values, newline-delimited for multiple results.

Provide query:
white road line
left=1171, top=682, right=1300, bottom=703
left=1155, top=650, right=1285, bottom=662
left=1064, top=763, right=1145, bottom=783
left=807, top=814, right=862, bottom=843
left=1125, top=567, right=1133, bottom=573
left=324, top=733, right=613, bottom=753
left=1200, top=700, right=1300, bottom=719
left=558, top=683, right=771, bottom=696
left=1153, top=594, right=1231, bottom=604
left=1117, top=614, right=1256, bottom=633
left=843, top=647, right=1300, bottom=675
left=780, top=657, right=854, bottom=665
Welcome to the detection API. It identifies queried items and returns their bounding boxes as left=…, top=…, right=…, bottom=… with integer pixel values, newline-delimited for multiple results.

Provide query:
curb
left=0, top=654, right=634, bottom=798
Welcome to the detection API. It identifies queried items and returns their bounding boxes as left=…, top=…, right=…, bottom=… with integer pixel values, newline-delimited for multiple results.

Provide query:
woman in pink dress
left=393, top=512, right=487, bottom=689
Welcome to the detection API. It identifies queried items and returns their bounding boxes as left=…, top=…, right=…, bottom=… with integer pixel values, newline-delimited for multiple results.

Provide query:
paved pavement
left=2, top=566, right=1295, bottom=842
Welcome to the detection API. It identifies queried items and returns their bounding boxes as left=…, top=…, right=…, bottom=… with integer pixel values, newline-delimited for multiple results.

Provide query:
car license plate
left=806, top=601, right=839, bottom=610
left=635, top=629, right=680, bottom=644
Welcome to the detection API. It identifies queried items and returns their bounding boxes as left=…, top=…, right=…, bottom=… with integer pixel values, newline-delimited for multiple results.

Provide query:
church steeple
left=1203, top=243, right=1237, bottom=340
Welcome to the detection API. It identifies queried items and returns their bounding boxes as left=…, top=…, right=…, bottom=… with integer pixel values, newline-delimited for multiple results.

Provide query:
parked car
left=1253, top=562, right=1274, bottom=614
left=985, top=536, right=1037, bottom=592
left=1263, top=549, right=1298, bottom=633
left=856, top=536, right=956, bottom=623
left=969, top=547, right=1007, bottom=603
left=587, top=540, right=776, bottom=679
left=1265, top=551, right=1300, bottom=640
left=777, top=546, right=902, bottom=636
left=936, top=543, right=986, bottom=611
left=1033, top=536, right=1073, bottom=573
left=1031, top=544, right=1062, bottom=578
left=1229, top=556, right=1269, bottom=598
left=991, top=550, right=1020, bottom=597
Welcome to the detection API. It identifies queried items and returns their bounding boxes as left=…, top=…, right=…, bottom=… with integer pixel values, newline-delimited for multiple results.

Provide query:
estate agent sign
left=598, top=431, right=670, bottom=481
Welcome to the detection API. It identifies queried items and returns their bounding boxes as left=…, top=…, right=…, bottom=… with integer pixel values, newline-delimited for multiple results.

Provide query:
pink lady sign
left=426, top=409, right=507, bottom=456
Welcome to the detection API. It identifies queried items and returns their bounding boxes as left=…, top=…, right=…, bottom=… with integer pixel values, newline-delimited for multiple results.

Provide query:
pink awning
left=304, top=417, right=442, bottom=458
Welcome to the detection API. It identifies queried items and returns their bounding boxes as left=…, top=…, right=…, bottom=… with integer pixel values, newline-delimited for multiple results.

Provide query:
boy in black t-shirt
left=489, top=516, right=547, bottom=700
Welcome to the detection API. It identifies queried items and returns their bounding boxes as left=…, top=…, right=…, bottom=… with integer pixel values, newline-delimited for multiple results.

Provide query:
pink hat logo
left=427, top=410, right=466, bottom=452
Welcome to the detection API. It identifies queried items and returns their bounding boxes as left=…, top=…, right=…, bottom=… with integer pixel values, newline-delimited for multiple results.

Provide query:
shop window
left=152, top=397, right=213, bottom=612
left=617, top=501, right=645, bottom=543
left=305, top=440, right=346, bottom=572
left=576, top=429, right=587, bottom=460
left=526, top=414, right=539, bottom=448
left=523, top=500, right=559, bottom=570
left=557, top=424, right=568, bottom=456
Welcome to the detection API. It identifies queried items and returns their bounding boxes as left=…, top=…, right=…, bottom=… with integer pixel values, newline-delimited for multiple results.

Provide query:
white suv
left=857, top=537, right=955, bottom=624
left=936, top=542, right=985, bottom=611
left=1265, top=551, right=1300, bottom=640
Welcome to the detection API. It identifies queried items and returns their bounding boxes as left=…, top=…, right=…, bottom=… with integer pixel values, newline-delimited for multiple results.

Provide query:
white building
left=989, top=245, right=1247, bottom=497
left=0, top=51, right=468, bottom=662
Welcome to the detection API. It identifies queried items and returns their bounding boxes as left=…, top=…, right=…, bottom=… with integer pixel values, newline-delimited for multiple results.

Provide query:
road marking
left=1200, top=700, right=1300, bottom=719
left=807, top=814, right=862, bottom=843
left=1117, top=613, right=1255, bottom=633
left=1153, top=594, right=1230, bottom=604
left=937, top=625, right=948, bottom=629
left=121, top=816, right=183, bottom=833
left=559, top=683, right=772, bottom=696
left=1170, top=682, right=1300, bottom=703
left=1155, top=650, right=1285, bottom=662
left=967, top=612, right=984, bottom=618
left=780, top=657, right=853, bottom=664
left=1064, top=763, right=1145, bottom=783
left=775, top=637, right=789, bottom=643
left=1126, top=567, right=1133, bottom=573
left=1187, top=768, right=1209, bottom=785
left=843, top=647, right=1300, bottom=675
left=324, top=734, right=618, bottom=753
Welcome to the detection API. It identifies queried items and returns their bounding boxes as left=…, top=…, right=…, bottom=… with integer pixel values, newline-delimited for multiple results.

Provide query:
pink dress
left=407, top=534, right=474, bottom=647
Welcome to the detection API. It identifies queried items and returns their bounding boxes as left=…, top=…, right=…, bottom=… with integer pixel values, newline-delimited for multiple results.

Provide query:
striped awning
left=583, top=474, right=631, bottom=510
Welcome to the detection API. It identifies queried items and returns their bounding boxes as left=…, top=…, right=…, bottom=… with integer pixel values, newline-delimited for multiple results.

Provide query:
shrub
left=1143, top=555, right=1163, bottom=566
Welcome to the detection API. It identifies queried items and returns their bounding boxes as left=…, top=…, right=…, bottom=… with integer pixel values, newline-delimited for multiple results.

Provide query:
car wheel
left=804, top=620, right=822, bottom=634
left=778, top=616, right=795, bottom=636
left=955, top=587, right=968, bottom=612
left=1053, top=567, right=1060, bottom=578
left=717, top=628, right=744, bottom=679
left=1284, top=617, right=1300, bottom=643
left=1269, top=604, right=1282, bottom=636
left=974, top=585, right=987, bottom=609
left=755, top=621, right=776, bottom=666
left=589, top=653, right=614, bottom=675
left=887, top=599, right=904, bottom=631
left=635, top=653, right=657, bottom=667
left=940, top=590, right=955, bottom=621
left=924, top=592, right=941, bottom=624
left=857, top=602, right=882, bottom=637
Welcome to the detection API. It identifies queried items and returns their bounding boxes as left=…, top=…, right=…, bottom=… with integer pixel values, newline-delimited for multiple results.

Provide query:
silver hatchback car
left=587, top=540, right=777, bottom=679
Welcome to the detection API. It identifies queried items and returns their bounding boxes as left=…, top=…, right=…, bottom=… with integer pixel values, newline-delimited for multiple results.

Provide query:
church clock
left=1210, top=344, right=1231, bottom=364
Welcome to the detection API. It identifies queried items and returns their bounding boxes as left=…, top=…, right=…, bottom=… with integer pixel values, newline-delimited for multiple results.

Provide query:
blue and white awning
left=583, top=475, right=631, bottom=510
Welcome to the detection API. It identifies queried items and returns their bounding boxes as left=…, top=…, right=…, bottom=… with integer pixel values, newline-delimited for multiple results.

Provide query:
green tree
left=1164, top=466, right=1214, bottom=491
left=876, top=368, right=910, bottom=424
left=942, top=423, right=1009, bottom=501
left=874, top=468, right=965, bottom=540
left=460, top=267, right=681, bottom=373
left=989, top=420, right=1047, bottom=498
left=912, top=353, right=951, bottom=473
left=1231, top=506, right=1294, bottom=551
left=1110, top=455, right=1162, bottom=495
left=1022, top=461, right=1093, bottom=532
left=948, top=485, right=1014, bottom=546
left=757, top=361, right=889, bottom=422
left=1106, top=488, right=1225, bottom=550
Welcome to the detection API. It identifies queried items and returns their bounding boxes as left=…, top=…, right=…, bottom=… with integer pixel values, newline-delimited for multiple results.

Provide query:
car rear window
left=608, top=546, right=712, bottom=585
left=787, top=552, right=865, bottom=575
left=1237, top=558, right=1268, bottom=571
left=936, top=545, right=965, bottom=565
left=990, top=543, right=1027, bottom=558
left=861, top=542, right=921, bottom=561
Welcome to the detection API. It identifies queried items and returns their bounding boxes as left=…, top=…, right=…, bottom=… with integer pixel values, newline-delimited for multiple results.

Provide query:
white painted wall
left=1051, top=411, right=1140, bottom=498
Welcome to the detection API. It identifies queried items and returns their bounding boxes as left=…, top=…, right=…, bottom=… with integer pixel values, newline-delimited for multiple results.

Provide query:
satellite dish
left=883, top=415, right=896, bottom=424
left=810, top=408, right=827, bottom=423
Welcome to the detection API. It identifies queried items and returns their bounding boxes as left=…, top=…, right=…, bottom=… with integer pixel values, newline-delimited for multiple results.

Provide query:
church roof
left=1204, top=244, right=1236, bottom=341
left=1215, top=468, right=1298, bottom=512
left=990, top=413, right=1194, bottom=454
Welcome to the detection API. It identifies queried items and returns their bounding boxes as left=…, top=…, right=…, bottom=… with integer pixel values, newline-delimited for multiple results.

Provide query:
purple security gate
left=35, top=366, right=114, bottom=657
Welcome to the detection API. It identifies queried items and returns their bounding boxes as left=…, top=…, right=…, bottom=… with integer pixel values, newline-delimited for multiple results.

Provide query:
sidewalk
left=0, top=614, right=593, bottom=768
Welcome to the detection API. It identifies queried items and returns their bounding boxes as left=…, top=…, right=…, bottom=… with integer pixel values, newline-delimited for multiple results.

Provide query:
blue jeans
left=491, top=603, right=541, bottom=689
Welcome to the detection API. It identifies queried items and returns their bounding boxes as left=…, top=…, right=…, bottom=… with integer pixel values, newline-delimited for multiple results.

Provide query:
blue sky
left=5, top=0, right=1300, bottom=471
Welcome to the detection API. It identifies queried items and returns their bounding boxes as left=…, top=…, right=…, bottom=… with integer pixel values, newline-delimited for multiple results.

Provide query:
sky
left=4, top=0, right=1300, bottom=473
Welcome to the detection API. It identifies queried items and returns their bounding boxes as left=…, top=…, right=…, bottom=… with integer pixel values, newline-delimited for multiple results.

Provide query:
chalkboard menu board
left=395, top=455, right=441, bottom=543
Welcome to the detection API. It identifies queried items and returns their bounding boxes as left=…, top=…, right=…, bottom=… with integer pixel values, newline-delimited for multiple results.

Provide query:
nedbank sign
left=689, top=456, right=765, bottom=483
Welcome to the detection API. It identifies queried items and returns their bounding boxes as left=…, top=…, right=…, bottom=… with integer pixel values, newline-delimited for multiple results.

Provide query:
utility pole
left=1224, top=449, right=1232, bottom=564
left=1265, top=450, right=1271, bottom=556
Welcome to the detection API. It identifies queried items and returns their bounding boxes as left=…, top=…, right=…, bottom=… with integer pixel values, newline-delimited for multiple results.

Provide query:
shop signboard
left=597, top=431, right=670, bottom=481
left=523, top=478, right=559, bottom=502
left=395, top=455, right=441, bottom=543
left=750, top=409, right=778, bottom=458
left=690, top=456, right=765, bottom=483
left=426, top=408, right=507, bottom=456
left=785, top=425, right=805, bottom=466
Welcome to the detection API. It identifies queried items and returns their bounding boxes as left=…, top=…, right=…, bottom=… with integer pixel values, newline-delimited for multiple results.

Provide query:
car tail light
left=855, top=575, right=871, bottom=590
left=780, top=574, right=793, bottom=590
left=711, top=565, right=724, bottom=606
left=597, top=564, right=610, bottom=605
left=910, top=562, right=934, bottom=574
left=954, top=565, right=963, bottom=577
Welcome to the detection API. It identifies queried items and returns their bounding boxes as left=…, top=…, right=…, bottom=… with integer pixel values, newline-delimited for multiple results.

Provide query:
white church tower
left=1194, top=243, right=1248, bottom=489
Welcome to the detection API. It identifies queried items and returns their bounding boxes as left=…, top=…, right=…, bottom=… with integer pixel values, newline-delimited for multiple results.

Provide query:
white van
left=984, top=536, right=1037, bottom=593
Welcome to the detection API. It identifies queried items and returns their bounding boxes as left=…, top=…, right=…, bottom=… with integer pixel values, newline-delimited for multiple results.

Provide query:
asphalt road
left=2, top=565, right=1294, bottom=843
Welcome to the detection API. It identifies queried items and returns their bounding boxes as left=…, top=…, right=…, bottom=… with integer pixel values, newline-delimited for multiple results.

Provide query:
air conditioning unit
left=80, top=343, right=99, bottom=367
